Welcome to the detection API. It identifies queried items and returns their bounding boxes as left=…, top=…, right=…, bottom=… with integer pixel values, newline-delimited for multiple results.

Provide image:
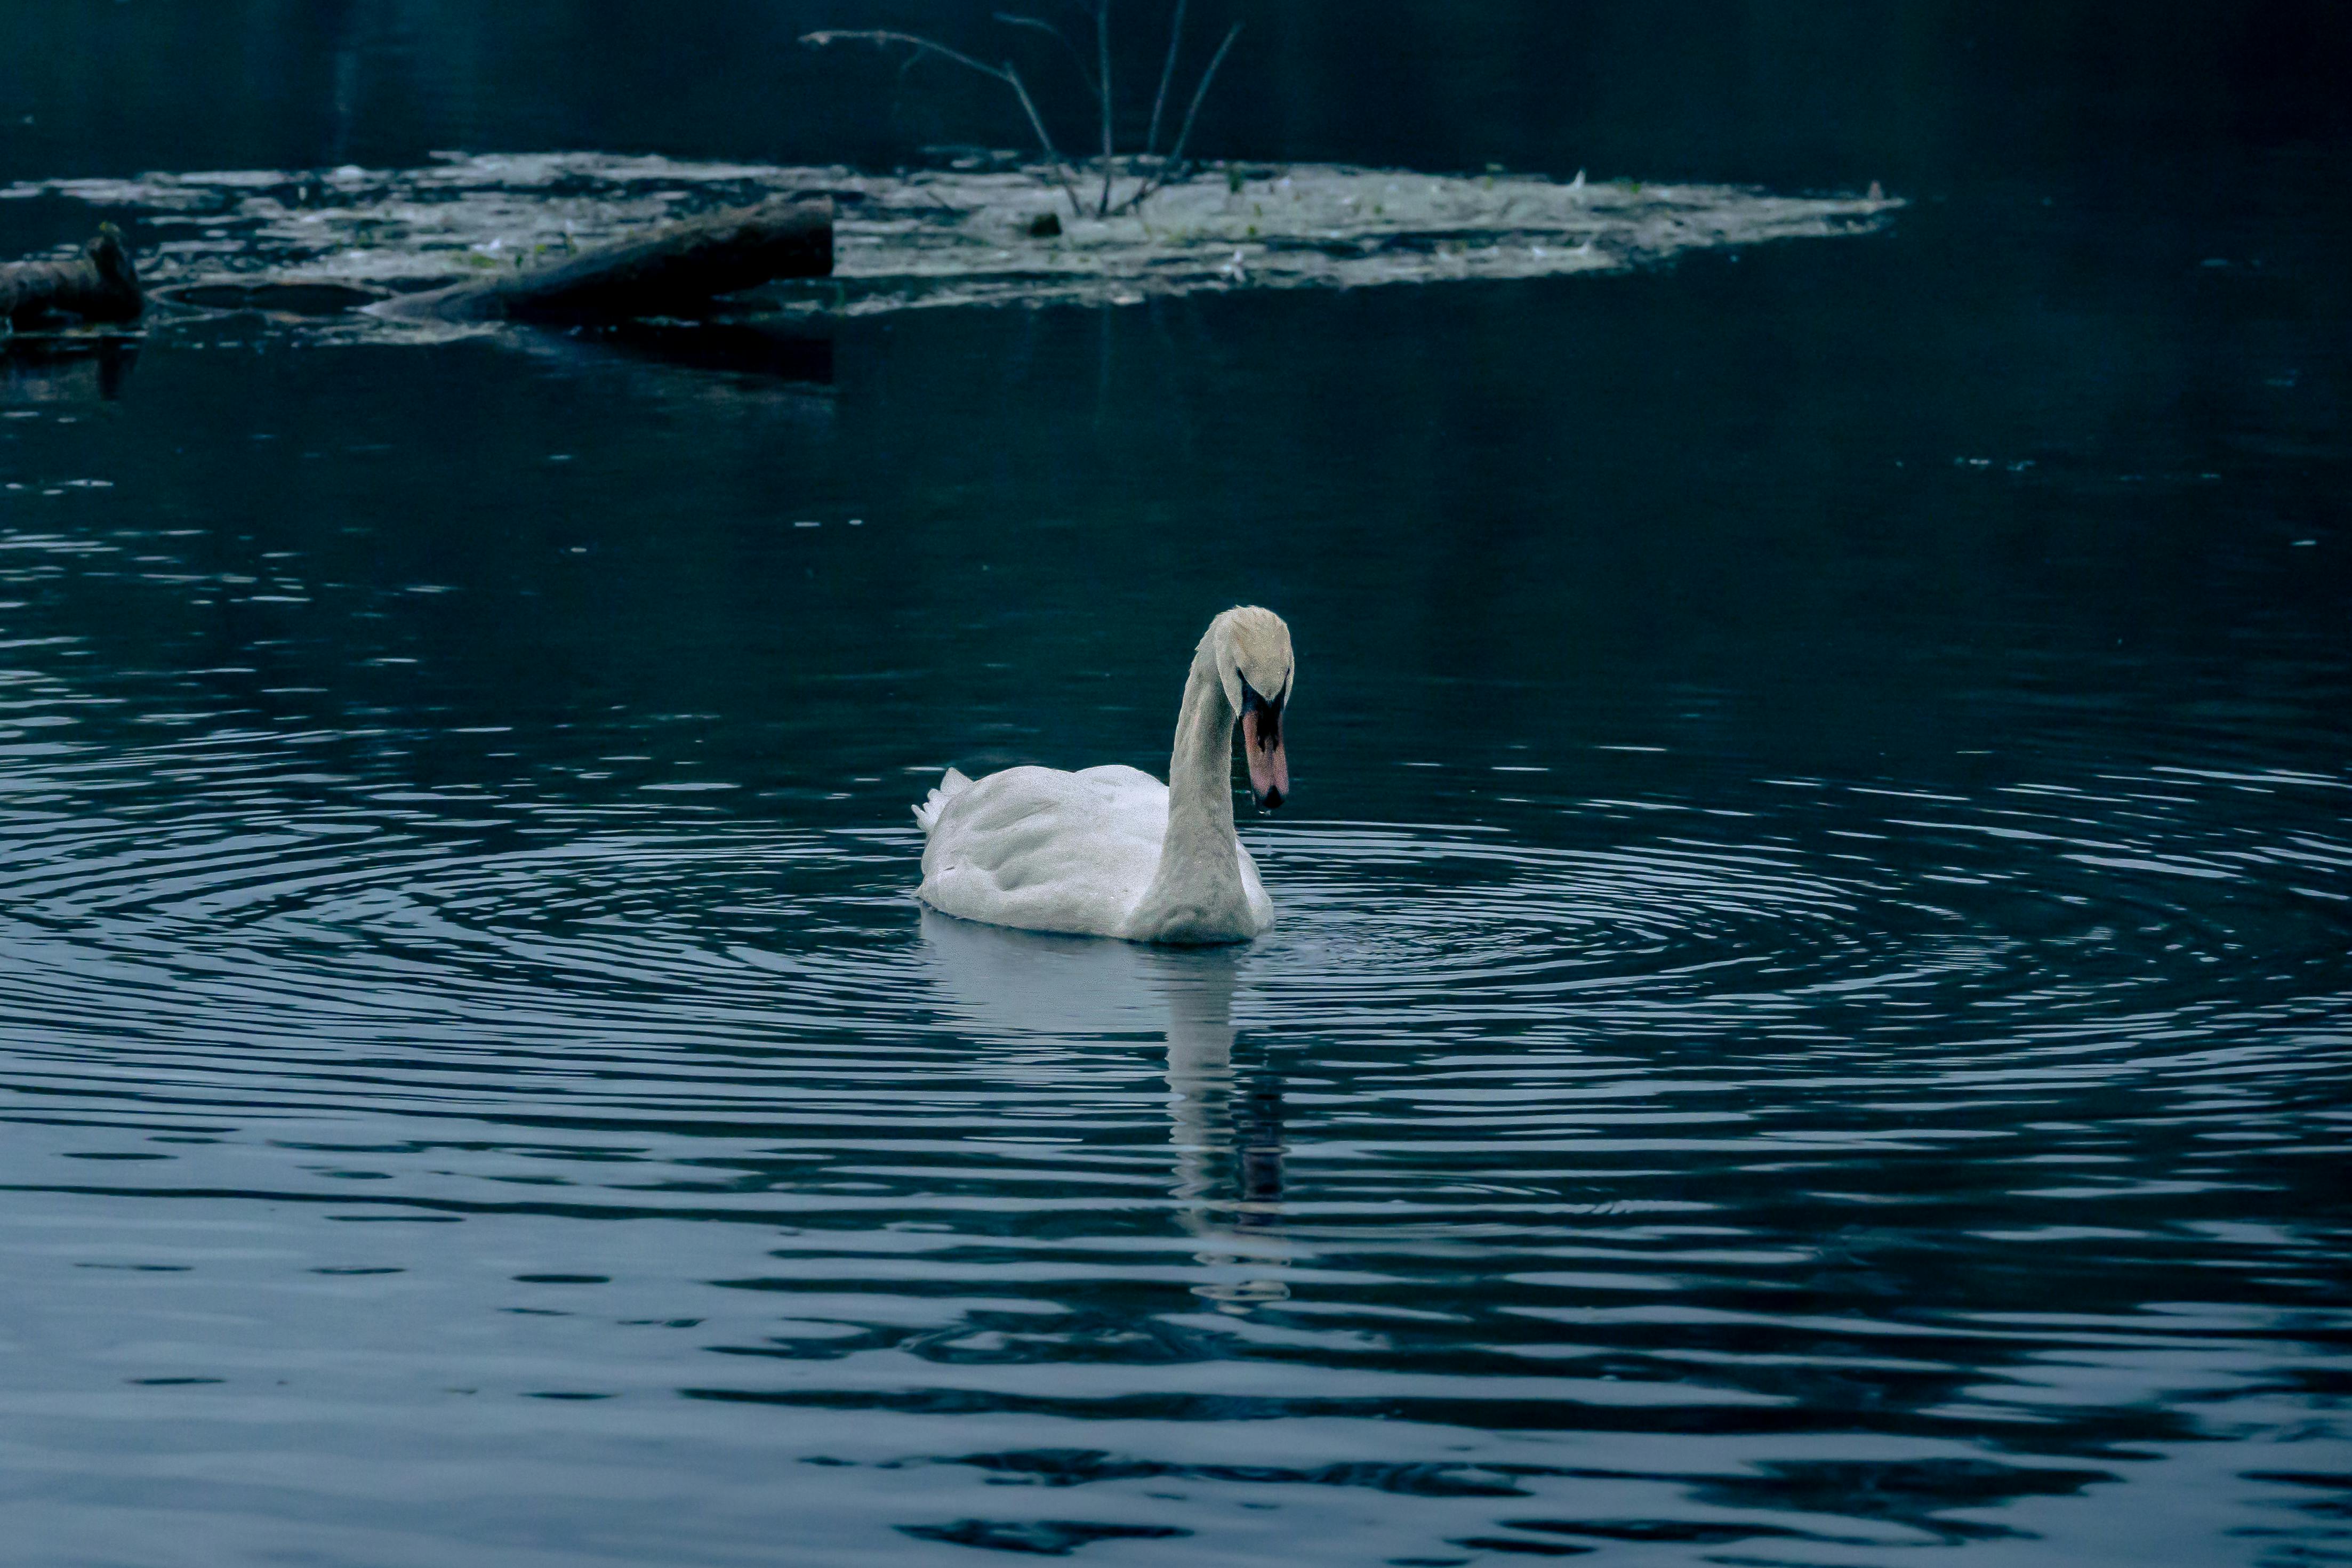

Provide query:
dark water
left=4, top=7, right=2351, bottom=1566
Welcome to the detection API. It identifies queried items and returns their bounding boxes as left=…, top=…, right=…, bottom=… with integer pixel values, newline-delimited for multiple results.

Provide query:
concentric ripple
left=3, top=712, right=2348, bottom=1565
left=4, top=722, right=2345, bottom=1133
left=9, top=766, right=2321, bottom=1096
left=0, top=719, right=2342, bottom=1561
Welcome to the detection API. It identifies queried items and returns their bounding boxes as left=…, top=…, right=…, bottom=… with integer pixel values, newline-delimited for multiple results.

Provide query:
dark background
left=5, top=2, right=2349, bottom=197
left=1, top=3, right=2345, bottom=805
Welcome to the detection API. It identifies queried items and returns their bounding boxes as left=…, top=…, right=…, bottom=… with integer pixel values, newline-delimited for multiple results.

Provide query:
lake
left=1, top=5, right=2347, bottom=1565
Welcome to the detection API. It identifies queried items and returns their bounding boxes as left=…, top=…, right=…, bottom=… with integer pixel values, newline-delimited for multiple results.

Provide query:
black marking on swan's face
left=1239, top=676, right=1282, bottom=747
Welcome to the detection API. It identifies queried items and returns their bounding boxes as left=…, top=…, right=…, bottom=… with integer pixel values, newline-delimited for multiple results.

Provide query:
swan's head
left=1211, top=606, right=1294, bottom=811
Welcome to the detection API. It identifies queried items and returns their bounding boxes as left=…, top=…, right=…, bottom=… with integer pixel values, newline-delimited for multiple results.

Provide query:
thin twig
left=1095, top=1, right=1115, bottom=218
left=801, top=30, right=1083, bottom=216
left=1165, top=21, right=1239, bottom=168
left=1122, top=20, right=1240, bottom=209
left=1145, top=0, right=1189, bottom=156
left=1004, top=62, right=1087, bottom=216
left=804, top=29, right=1009, bottom=84
left=990, top=13, right=1099, bottom=103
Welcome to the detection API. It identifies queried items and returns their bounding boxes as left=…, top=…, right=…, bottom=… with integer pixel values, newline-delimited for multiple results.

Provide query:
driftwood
left=375, top=196, right=833, bottom=324
left=0, top=225, right=142, bottom=326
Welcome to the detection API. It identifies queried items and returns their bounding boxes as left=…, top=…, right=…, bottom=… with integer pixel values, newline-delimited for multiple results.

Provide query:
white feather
left=912, top=608, right=1291, bottom=945
left=911, top=766, right=973, bottom=832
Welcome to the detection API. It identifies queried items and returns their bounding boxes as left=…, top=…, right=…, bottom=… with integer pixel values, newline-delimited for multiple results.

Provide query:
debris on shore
left=2, top=151, right=1900, bottom=339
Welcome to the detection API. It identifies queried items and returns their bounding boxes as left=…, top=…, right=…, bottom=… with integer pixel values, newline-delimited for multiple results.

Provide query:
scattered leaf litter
left=3, top=151, right=1900, bottom=336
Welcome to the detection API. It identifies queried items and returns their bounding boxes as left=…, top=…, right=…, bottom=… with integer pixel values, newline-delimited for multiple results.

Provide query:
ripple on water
left=1, top=735, right=2342, bottom=1143
left=1, top=725, right=2347, bottom=1564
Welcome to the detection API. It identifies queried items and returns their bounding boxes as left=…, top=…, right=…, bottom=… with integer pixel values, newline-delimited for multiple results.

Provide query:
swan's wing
left=1074, top=764, right=1160, bottom=789
left=918, top=765, right=1168, bottom=938
left=1075, top=766, right=1181, bottom=846
left=912, top=766, right=975, bottom=834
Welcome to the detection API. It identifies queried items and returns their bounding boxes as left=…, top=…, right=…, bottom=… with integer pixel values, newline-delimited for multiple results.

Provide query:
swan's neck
left=1126, top=648, right=1250, bottom=942
left=1165, top=653, right=1238, bottom=869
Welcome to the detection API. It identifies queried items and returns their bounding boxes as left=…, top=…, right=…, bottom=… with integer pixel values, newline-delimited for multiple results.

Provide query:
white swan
left=913, top=606, right=1294, bottom=944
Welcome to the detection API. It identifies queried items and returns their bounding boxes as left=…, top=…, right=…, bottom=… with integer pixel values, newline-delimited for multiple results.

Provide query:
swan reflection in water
left=918, top=909, right=1293, bottom=1306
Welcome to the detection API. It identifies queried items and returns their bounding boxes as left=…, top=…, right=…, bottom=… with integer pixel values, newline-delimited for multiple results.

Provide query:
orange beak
left=1241, top=702, right=1288, bottom=810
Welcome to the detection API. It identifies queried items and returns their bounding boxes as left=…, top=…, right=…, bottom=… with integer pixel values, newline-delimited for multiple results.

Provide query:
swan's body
left=915, top=763, right=1273, bottom=940
left=914, top=607, right=1295, bottom=945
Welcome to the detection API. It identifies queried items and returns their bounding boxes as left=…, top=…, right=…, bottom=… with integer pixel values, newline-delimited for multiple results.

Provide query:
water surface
left=2, top=23, right=2349, bottom=1566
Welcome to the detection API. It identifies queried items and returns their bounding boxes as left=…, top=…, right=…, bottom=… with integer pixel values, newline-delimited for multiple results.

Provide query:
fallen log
left=0, top=224, right=142, bottom=327
left=374, top=195, right=833, bottom=324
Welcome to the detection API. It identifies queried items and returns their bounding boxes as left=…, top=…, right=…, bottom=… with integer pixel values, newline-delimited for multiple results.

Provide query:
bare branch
left=801, top=31, right=1084, bottom=217
left=1095, top=2, right=1115, bottom=218
left=1145, top=0, right=1189, bottom=156
left=990, top=13, right=1100, bottom=104
left=802, top=30, right=1013, bottom=85
left=1122, top=21, right=1240, bottom=209
left=1002, top=61, right=1086, bottom=216
left=1165, top=21, right=1239, bottom=168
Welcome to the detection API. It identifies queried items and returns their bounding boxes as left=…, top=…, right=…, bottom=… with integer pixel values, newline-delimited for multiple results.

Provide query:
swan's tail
left=912, top=767, right=974, bottom=834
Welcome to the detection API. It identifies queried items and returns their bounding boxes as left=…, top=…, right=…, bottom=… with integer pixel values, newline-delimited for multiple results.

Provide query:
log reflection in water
left=0, top=335, right=138, bottom=403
